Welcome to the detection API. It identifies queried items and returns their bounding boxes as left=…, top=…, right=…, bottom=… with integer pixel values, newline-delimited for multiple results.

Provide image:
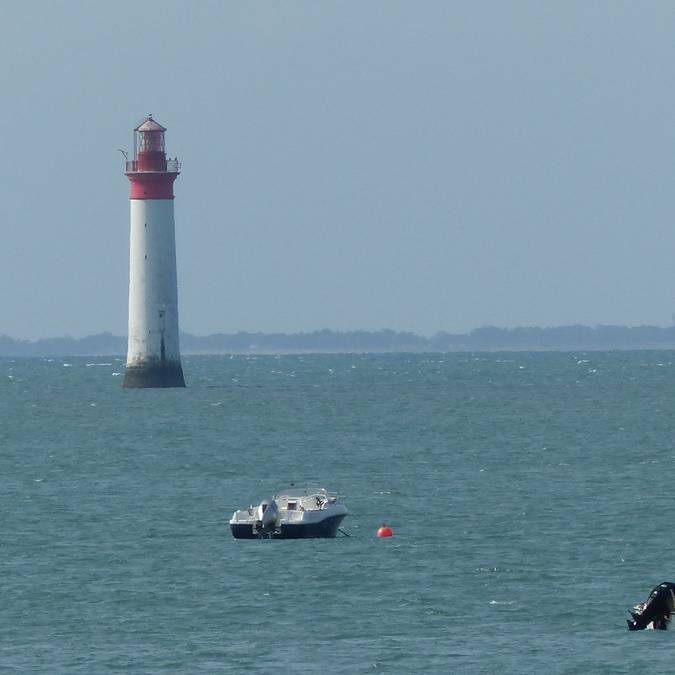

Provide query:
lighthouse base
left=123, top=363, right=186, bottom=388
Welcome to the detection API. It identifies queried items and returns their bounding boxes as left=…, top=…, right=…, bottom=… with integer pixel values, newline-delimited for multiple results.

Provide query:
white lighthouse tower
left=123, top=115, right=185, bottom=388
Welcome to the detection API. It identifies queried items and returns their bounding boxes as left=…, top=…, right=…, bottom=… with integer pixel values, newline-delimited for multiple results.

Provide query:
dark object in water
left=627, top=582, right=675, bottom=630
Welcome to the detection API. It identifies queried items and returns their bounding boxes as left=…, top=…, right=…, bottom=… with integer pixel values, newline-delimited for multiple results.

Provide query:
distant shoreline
left=4, top=325, right=675, bottom=356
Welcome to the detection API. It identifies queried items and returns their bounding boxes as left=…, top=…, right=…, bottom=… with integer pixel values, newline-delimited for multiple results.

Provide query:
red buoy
left=377, top=524, right=393, bottom=537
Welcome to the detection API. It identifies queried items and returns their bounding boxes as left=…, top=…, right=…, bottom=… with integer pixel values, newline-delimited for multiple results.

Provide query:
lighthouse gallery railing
left=125, top=159, right=181, bottom=173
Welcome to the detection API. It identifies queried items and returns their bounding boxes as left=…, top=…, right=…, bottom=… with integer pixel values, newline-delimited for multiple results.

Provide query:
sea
left=4, top=351, right=675, bottom=673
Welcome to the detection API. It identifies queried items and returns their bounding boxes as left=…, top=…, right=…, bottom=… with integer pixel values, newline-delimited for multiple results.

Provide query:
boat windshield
left=275, top=487, right=334, bottom=499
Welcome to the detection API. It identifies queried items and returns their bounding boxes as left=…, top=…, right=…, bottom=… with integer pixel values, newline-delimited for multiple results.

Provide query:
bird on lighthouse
left=122, top=115, right=186, bottom=388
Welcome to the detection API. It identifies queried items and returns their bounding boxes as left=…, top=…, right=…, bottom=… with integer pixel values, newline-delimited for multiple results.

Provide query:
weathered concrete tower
left=123, top=115, right=185, bottom=388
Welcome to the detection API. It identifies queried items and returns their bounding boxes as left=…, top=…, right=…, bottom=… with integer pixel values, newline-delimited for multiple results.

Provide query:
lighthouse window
left=138, top=131, right=164, bottom=153
left=144, top=254, right=147, bottom=260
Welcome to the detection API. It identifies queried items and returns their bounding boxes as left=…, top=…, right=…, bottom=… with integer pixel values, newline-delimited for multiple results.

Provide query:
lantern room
left=124, top=114, right=181, bottom=197
left=132, top=114, right=168, bottom=172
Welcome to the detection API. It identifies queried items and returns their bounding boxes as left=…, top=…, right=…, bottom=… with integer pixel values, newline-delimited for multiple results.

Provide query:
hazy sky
left=2, top=1, right=675, bottom=339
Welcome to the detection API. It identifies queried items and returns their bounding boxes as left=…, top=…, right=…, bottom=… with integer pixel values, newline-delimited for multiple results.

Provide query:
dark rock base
left=123, top=363, right=186, bottom=388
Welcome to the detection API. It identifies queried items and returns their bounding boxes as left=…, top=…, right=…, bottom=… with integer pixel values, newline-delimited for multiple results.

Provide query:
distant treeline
left=4, top=325, right=675, bottom=356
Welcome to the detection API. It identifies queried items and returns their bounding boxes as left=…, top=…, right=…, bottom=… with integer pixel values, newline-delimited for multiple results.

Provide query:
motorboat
left=229, top=486, right=348, bottom=539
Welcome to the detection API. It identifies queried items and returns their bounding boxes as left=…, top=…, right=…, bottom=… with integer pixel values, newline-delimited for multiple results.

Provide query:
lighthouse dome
left=135, top=115, right=166, bottom=132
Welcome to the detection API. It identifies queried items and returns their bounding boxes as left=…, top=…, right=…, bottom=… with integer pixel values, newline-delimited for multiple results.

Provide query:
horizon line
left=4, top=323, right=675, bottom=343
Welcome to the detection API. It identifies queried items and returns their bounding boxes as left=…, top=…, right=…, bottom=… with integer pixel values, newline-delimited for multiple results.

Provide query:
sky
left=2, top=1, right=675, bottom=339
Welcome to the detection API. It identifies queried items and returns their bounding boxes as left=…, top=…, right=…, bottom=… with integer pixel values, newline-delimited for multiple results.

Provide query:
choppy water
left=4, top=352, right=675, bottom=673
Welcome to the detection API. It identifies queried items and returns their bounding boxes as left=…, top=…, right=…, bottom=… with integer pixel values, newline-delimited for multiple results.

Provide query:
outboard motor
left=256, top=498, right=279, bottom=536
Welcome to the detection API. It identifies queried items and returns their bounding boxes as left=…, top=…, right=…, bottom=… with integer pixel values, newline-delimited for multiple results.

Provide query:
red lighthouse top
left=125, top=115, right=180, bottom=200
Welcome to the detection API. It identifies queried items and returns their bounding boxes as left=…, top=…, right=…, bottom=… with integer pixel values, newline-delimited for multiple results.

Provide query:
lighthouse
left=123, top=115, right=185, bottom=388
